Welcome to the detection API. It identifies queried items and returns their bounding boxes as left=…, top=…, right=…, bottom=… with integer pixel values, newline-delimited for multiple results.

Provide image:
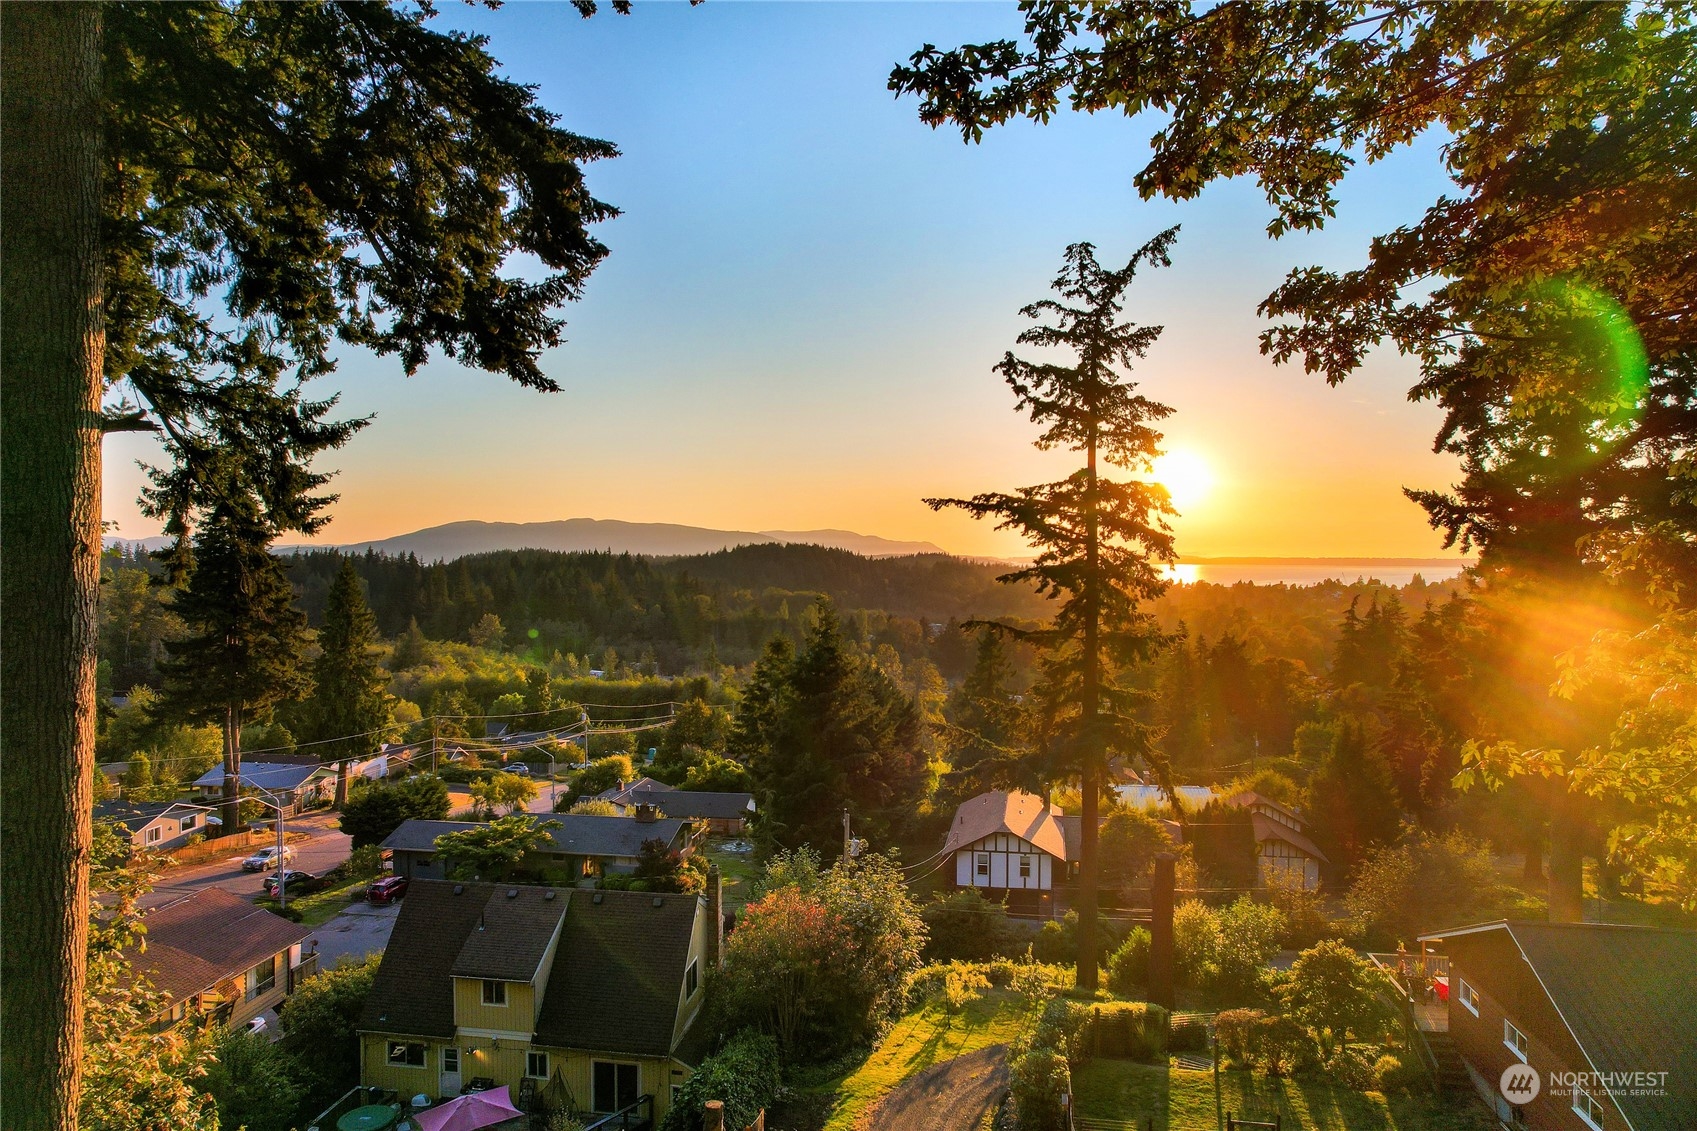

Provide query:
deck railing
left=582, top=1094, right=654, bottom=1131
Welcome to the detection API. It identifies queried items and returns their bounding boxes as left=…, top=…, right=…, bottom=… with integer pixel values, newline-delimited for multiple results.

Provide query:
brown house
left=127, top=887, right=315, bottom=1030
left=1418, top=920, right=1697, bottom=1131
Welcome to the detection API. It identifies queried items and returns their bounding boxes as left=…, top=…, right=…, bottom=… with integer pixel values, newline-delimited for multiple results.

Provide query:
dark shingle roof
left=625, top=789, right=755, bottom=822
left=359, top=882, right=529, bottom=1038
left=1420, top=920, right=1697, bottom=1131
left=192, top=762, right=329, bottom=791
left=95, top=799, right=190, bottom=835
left=450, top=887, right=568, bottom=981
left=1509, top=922, right=1697, bottom=1131
left=131, top=888, right=310, bottom=1005
left=382, top=814, right=688, bottom=859
left=534, top=890, right=700, bottom=1058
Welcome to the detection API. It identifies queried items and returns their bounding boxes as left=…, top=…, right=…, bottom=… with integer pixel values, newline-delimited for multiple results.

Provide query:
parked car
left=262, top=870, right=315, bottom=896
left=501, top=762, right=532, bottom=776
left=242, top=845, right=296, bottom=872
left=366, top=875, right=409, bottom=905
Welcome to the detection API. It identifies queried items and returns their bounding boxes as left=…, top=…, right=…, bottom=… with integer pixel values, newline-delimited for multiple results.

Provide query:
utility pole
left=843, top=808, right=851, bottom=863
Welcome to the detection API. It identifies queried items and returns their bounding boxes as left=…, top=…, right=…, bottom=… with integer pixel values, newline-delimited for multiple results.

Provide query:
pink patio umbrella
left=412, top=1086, right=524, bottom=1131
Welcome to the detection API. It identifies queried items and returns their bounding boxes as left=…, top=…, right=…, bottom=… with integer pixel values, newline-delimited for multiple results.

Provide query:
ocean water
left=1160, top=562, right=1470, bottom=587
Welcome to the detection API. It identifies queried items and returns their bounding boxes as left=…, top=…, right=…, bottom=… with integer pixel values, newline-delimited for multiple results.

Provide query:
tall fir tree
left=302, top=560, right=393, bottom=807
left=158, top=489, right=312, bottom=834
left=939, top=629, right=1026, bottom=804
left=1305, top=717, right=1402, bottom=878
left=926, top=233, right=1180, bottom=989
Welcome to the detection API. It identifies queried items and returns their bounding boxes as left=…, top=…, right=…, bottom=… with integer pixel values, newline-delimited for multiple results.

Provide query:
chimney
left=1149, top=852, right=1175, bottom=1010
left=615, top=779, right=626, bottom=793
left=634, top=802, right=657, bottom=824
left=707, top=864, right=724, bottom=970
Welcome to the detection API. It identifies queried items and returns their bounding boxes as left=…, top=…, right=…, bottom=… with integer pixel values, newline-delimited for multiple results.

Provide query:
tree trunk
left=222, top=702, right=244, bottom=834
left=0, top=6, right=105, bottom=1128
left=1547, top=786, right=1585, bottom=922
left=1077, top=434, right=1101, bottom=992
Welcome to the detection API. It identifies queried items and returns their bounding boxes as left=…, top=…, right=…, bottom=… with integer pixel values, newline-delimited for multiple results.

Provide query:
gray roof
left=534, top=889, right=701, bottom=1057
left=130, top=888, right=310, bottom=1008
left=450, top=886, right=568, bottom=981
left=1421, top=920, right=1697, bottom=1131
left=192, top=762, right=330, bottom=791
left=620, top=789, right=755, bottom=822
left=94, top=799, right=202, bottom=835
left=360, top=882, right=704, bottom=1059
left=382, top=814, right=688, bottom=860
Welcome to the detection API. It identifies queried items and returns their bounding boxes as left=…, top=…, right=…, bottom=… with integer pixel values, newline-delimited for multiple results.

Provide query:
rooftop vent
left=506, top=888, right=518, bottom=899
left=544, top=890, right=557, bottom=901
left=592, top=893, right=604, bottom=904
left=453, top=885, right=464, bottom=895
left=652, top=896, right=664, bottom=908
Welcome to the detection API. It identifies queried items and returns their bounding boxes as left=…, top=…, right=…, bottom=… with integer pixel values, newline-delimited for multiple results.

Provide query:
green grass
left=701, top=841, right=762, bottom=908
left=807, top=989, right=1034, bottom=1131
left=1071, top=1061, right=1497, bottom=1131
left=256, top=877, right=367, bottom=928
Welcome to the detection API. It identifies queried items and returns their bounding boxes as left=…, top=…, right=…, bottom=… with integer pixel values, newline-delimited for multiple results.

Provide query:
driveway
left=308, top=901, right=400, bottom=969
left=142, top=811, right=351, bottom=910
left=859, top=1044, right=1009, bottom=1131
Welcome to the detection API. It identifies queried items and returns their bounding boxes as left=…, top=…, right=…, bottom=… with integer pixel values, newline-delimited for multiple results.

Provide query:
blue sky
left=104, top=1, right=1466, bottom=559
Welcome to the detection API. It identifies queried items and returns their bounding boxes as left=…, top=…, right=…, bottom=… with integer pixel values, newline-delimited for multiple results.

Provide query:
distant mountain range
left=107, top=519, right=948, bottom=561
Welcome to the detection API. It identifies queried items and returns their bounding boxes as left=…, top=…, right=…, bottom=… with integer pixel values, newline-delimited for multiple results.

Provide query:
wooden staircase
left=1421, top=1030, right=1471, bottom=1095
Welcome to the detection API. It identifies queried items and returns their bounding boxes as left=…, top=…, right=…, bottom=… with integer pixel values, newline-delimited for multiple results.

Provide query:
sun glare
left=1151, top=449, right=1215, bottom=512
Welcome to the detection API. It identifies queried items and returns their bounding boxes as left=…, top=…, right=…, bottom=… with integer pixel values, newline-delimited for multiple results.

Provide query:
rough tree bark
left=1, top=5, right=106, bottom=1129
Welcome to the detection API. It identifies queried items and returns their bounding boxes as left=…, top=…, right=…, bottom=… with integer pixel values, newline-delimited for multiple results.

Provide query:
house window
left=180, top=813, right=197, bottom=830
left=592, top=1061, right=639, bottom=1113
left=482, top=979, right=507, bottom=1006
left=1573, top=1089, right=1605, bottom=1130
left=686, top=959, right=700, bottom=998
left=526, top=1050, right=549, bottom=1079
left=975, top=853, right=990, bottom=878
left=387, top=1042, right=426, bottom=1068
left=441, top=1046, right=460, bottom=1074
left=146, top=825, right=163, bottom=845
left=1018, top=856, right=1032, bottom=880
left=245, top=956, right=277, bottom=1001
left=1503, top=1019, right=1528, bottom=1062
left=1458, top=978, right=1480, bottom=1016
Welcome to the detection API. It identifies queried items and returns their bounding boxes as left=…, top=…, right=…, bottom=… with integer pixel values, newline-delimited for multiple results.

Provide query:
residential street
left=141, top=810, right=352, bottom=910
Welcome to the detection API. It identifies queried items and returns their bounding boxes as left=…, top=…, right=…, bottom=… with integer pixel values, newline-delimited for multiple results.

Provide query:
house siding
left=953, top=832, right=1056, bottom=891
left=1446, top=936, right=1628, bottom=1131
left=359, top=1034, right=686, bottom=1122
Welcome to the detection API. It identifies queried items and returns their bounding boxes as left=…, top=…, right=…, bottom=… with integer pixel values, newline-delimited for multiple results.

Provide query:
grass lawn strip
left=814, top=989, right=1032, bottom=1131
left=1071, top=1060, right=1498, bottom=1131
left=257, top=877, right=368, bottom=928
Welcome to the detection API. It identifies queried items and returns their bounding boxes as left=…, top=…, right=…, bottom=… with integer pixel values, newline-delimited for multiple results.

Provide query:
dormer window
left=482, top=979, right=507, bottom=1006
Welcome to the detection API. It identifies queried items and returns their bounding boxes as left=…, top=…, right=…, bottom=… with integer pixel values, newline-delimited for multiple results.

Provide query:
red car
left=366, top=875, right=409, bottom=905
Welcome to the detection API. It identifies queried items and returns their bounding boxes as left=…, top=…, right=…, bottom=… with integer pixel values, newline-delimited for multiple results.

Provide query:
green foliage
left=469, top=770, right=540, bottom=817
left=1172, top=900, right=1220, bottom=990
left=658, top=1031, right=781, bottom=1131
left=1213, top=897, right=1289, bottom=1003
left=1031, top=909, right=1121, bottom=967
left=573, top=754, right=634, bottom=797
left=921, top=888, right=1016, bottom=963
left=1276, top=941, right=1395, bottom=1058
left=1099, top=807, right=1177, bottom=900
left=632, top=837, right=705, bottom=894
left=1105, top=927, right=1150, bottom=998
left=277, top=955, right=381, bottom=1100
left=1088, top=1001, right=1168, bottom=1062
left=739, top=604, right=930, bottom=857
left=200, top=1026, right=308, bottom=1131
left=1009, top=1045, right=1071, bottom=1131
left=1345, top=829, right=1516, bottom=949
left=298, top=560, right=395, bottom=772
left=564, top=797, right=619, bottom=816
left=938, top=628, right=1028, bottom=802
left=1184, top=800, right=1259, bottom=890
left=435, top=815, right=559, bottom=882
left=338, top=774, right=451, bottom=848
left=1305, top=717, right=1401, bottom=875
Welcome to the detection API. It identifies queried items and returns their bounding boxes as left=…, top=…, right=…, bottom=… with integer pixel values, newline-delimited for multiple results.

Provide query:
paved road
left=142, top=811, right=352, bottom=910
left=860, top=1045, right=1009, bottom=1131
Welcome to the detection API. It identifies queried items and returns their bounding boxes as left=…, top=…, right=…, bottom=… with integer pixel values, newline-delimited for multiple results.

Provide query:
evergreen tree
left=158, top=488, right=313, bottom=834
left=743, top=604, right=928, bottom=857
left=939, top=629, right=1025, bottom=803
left=925, top=234, right=1180, bottom=989
left=1305, top=717, right=1401, bottom=878
left=302, top=561, right=394, bottom=807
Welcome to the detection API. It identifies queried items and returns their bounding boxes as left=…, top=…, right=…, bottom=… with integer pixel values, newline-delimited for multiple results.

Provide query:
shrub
left=1215, top=1008, right=1268, bottom=1067
left=1374, top=1052, right=1421, bottom=1091
left=1032, top=920, right=1070, bottom=964
left=922, top=889, right=1015, bottom=962
left=1008, top=1046, right=1070, bottom=1131
left=1323, top=1046, right=1379, bottom=1091
left=1089, top=1002, right=1168, bottom=1061
left=1276, top=940, right=1395, bottom=1057
left=1212, top=897, right=1287, bottom=1002
left=1105, top=928, right=1150, bottom=997
left=659, top=1031, right=780, bottom=1131
left=573, top=754, right=635, bottom=797
left=1254, top=1014, right=1317, bottom=1077
left=1172, top=900, right=1220, bottom=988
left=941, top=965, right=992, bottom=1011
left=1031, top=999, right=1093, bottom=1067
left=562, top=797, right=619, bottom=816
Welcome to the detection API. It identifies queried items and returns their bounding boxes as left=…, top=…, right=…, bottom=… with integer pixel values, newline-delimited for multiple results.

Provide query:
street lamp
left=239, top=776, right=297, bottom=912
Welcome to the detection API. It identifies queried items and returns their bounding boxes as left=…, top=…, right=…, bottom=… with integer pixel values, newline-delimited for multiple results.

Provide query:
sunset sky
left=102, top=2, right=1468, bottom=561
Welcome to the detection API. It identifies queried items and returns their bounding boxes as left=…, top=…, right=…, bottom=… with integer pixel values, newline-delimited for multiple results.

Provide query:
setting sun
left=1150, top=449, right=1216, bottom=512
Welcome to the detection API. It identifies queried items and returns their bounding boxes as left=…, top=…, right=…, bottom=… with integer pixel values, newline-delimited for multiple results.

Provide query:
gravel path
left=859, top=1044, right=1009, bottom=1131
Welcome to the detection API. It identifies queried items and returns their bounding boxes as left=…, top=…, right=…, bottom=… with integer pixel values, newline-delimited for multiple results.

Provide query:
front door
left=439, top=1046, right=461, bottom=1097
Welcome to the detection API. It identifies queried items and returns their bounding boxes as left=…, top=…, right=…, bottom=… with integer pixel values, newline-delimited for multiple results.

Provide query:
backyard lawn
left=700, top=839, right=762, bottom=908
left=1071, top=1061, right=1497, bottom=1131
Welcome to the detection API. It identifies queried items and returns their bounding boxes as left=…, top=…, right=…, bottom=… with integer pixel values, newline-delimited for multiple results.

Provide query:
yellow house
left=358, top=879, right=717, bottom=1125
